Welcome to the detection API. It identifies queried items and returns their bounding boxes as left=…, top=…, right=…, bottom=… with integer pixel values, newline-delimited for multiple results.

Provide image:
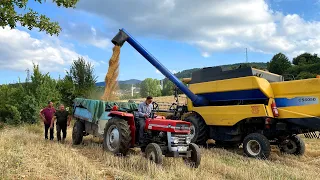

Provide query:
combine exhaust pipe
left=111, top=28, right=208, bottom=106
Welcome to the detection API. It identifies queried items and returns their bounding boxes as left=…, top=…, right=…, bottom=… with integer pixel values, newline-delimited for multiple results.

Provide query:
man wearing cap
left=39, top=101, right=56, bottom=140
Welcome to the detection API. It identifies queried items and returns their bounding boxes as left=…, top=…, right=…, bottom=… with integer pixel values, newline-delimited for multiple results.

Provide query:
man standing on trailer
left=40, top=101, right=56, bottom=140
left=51, top=104, right=72, bottom=143
left=137, top=96, right=153, bottom=145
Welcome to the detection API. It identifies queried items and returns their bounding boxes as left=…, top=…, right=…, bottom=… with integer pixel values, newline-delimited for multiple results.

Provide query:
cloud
left=62, top=22, right=111, bottom=49
left=171, top=70, right=177, bottom=74
left=100, top=60, right=107, bottom=64
left=156, top=69, right=177, bottom=74
left=0, top=26, right=98, bottom=73
left=76, top=0, right=320, bottom=58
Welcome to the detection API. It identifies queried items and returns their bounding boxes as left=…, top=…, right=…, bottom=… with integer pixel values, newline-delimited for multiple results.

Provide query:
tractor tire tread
left=184, top=113, right=208, bottom=146
left=145, top=143, right=163, bottom=164
left=184, top=143, right=201, bottom=168
left=103, top=117, right=131, bottom=156
left=72, top=120, right=84, bottom=145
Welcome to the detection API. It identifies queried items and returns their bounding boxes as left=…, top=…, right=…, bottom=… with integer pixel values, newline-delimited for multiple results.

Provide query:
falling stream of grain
left=101, top=45, right=120, bottom=101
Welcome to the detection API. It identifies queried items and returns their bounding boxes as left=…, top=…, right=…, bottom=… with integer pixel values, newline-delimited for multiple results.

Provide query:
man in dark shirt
left=40, top=101, right=56, bottom=140
left=51, top=104, right=71, bottom=143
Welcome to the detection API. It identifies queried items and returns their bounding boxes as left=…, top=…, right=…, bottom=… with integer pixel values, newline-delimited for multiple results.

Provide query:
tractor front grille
left=171, top=133, right=189, bottom=146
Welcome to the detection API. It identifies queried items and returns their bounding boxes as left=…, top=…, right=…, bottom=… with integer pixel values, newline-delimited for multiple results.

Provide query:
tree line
left=0, top=57, right=97, bottom=125
left=267, top=52, right=320, bottom=80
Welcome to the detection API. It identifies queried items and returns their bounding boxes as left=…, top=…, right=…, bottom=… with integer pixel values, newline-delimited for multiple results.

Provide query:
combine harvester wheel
left=243, top=133, right=271, bottom=159
left=279, top=135, right=305, bottom=155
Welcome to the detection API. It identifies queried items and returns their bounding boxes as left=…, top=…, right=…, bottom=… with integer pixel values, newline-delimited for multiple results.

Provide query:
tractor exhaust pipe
left=111, top=28, right=208, bottom=106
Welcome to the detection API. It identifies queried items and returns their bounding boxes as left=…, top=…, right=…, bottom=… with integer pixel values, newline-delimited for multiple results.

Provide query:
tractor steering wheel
left=152, top=101, right=159, bottom=112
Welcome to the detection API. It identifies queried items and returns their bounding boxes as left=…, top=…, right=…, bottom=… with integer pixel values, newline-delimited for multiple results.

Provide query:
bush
left=297, top=72, right=317, bottom=79
left=0, top=105, right=22, bottom=125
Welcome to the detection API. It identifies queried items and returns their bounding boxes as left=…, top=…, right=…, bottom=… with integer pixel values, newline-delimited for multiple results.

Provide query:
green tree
left=140, top=78, right=162, bottom=97
left=162, top=79, right=175, bottom=96
left=0, top=0, right=79, bottom=36
left=27, top=64, right=61, bottom=108
left=57, top=75, right=75, bottom=108
left=66, top=57, right=97, bottom=99
left=292, top=53, right=320, bottom=65
left=267, top=53, right=292, bottom=75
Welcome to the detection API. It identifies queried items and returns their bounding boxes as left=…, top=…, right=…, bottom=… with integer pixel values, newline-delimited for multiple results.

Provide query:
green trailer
left=72, top=98, right=138, bottom=144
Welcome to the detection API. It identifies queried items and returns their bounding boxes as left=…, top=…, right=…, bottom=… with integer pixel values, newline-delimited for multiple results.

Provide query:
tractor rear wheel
left=183, top=143, right=201, bottom=168
left=184, top=114, right=208, bottom=146
left=279, top=135, right=305, bottom=156
left=243, top=133, right=271, bottom=159
left=103, top=117, right=131, bottom=156
left=72, top=120, right=84, bottom=145
left=145, top=143, right=163, bottom=165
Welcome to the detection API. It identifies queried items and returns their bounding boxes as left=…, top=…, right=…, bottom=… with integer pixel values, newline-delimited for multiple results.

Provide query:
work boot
left=61, top=138, right=65, bottom=144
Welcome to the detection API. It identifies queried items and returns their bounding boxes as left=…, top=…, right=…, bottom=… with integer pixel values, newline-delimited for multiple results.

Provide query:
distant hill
left=96, top=79, right=142, bottom=87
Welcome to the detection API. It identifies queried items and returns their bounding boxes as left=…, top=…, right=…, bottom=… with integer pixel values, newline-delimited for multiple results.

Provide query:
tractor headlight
left=186, top=137, right=191, bottom=144
left=171, top=137, right=179, bottom=144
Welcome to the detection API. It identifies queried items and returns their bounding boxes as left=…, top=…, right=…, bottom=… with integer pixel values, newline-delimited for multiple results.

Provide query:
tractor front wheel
left=183, top=143, right=201, bottom=168
left=103, top=117, right=131, bottom=156
left=279, top=135, right=305, bottom=156
left=243, top=133, right=271, bottom=159
left=184, top=114, right=208, bottom=146
left=72, top=120, right=84, bottom=145
left=145, top=143, right=163, bottom=165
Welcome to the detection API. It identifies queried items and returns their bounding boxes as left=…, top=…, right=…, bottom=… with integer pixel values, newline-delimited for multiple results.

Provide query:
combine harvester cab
left=110, top=28, right=320, bottom=159
left=72, top=98, right=201, bottom=168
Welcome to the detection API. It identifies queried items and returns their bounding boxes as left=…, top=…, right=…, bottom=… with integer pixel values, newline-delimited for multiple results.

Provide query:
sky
left=1, top=0, right=320, bottom=84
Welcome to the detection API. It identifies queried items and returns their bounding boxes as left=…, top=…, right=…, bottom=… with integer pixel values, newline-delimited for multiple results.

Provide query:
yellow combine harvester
left=182, top=67, right=320, bottom=157
left=111, top=28, right=320, bottom=159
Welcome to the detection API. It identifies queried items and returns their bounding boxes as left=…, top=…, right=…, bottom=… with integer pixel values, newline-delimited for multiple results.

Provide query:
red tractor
left=102, top=103, right=201, bottom=168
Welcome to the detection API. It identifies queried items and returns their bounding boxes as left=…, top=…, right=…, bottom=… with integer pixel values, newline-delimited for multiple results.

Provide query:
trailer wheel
left=72, top=120, right=84, bottom=145
left=279, top=135, right=305, bottom=156
left=243, top=133, right=271, bottom=159
left=103, top=117, right=131, bottom=156
left=183, top=143, right=201, bottom=168
left=145, top=143, right=163, bottom=165
left=184, top=114, right=208, bottom=146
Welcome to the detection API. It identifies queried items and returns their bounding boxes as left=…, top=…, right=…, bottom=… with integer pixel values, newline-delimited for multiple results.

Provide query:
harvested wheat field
left=1, top=97, right=320, bottom=180
left=1, top=122, right=320, bottom=180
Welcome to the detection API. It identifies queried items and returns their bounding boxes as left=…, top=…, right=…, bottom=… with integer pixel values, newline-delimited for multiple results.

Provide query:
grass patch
left=24, top=123, right=43, bottom=134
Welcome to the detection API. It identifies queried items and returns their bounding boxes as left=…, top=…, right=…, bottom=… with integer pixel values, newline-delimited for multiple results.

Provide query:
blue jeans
left=137, top=118, right=145, bottom=144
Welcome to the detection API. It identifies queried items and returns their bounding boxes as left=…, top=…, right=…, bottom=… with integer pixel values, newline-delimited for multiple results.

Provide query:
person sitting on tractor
left=137, top=96, right=153, bottom=145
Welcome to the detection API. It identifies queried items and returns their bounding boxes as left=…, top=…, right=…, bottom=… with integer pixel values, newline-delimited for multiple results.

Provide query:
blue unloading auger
left=111, top=28, right=209, bottom=106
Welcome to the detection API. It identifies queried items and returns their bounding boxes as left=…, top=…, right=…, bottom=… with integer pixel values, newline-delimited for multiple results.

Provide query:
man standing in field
left=51, top=104, right=71, bottom=143
left=39, top=101, right=56, bottom=140
left=137, top=96, right=153, bottom=145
